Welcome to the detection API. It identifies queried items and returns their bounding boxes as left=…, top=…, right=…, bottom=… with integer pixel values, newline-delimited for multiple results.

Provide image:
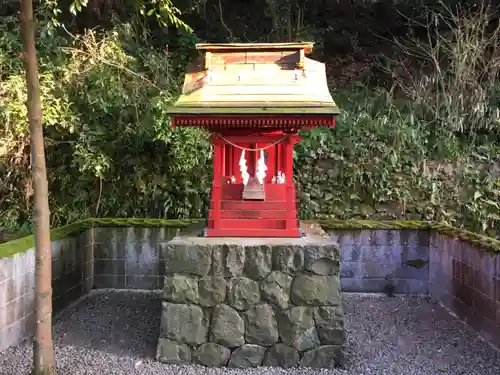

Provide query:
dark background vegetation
left=1, top=0, right=500, bottom=242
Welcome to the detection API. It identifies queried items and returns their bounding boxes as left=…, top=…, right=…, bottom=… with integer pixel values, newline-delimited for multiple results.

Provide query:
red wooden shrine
left=168, top=43, right=340, bottom=237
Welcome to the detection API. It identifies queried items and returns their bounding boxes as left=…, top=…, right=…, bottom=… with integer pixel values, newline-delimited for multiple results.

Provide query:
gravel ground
left=1, top=291, right=499, bottom=375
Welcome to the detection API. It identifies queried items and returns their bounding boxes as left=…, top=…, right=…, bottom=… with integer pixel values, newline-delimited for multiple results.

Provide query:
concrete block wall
left=52, top=232, right=94, bottom=312
left=92, top=227, right=177, bottom=290
left=90, top=228, right=431, bottom=295
left=330, top=229, right=430, bottom=295
left=429, top=234, right=500, bottom=349
left=0, top=232, right=93, bottom=351
left=1, top=224, right=499, bottom=352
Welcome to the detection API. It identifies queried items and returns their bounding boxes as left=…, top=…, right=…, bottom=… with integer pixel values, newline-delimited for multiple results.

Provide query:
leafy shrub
left=295, top=85, right=500, bottom=236
left=0, top=16, right=211, bottom=231
left=384, top=2, right=500, bottom=136
left=1, top=0, right=500, bottom=239
left=293, top=3, right=500, bottom=237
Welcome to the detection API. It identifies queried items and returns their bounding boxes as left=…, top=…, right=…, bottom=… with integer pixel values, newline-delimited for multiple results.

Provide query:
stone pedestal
left=156, top=233, right=346, bottom=369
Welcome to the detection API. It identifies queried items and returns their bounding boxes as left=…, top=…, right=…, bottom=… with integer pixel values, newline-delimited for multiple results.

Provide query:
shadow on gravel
left=54, top=292, right=162, bottom=359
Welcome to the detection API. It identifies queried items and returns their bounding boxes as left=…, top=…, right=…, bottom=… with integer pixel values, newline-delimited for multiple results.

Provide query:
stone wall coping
left=1, top=218, right=499, bottom=259
left=317, top=220, right=500, bottom=255
left=168, top=234, right=333, bottom=246
left=0, top=218, right=201, bottom=259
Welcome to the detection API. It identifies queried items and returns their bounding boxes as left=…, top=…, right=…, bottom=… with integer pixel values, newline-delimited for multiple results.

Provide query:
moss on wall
left=0, top=218, right=203, bottom=259
left=319, top=219, right=500, bottom=255
left=317, top=219, right=432, bottom=230
left=1, top=217, right=498, bottom=259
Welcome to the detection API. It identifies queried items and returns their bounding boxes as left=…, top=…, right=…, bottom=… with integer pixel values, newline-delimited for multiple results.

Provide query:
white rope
left=216, top=134, right=287, bottom=151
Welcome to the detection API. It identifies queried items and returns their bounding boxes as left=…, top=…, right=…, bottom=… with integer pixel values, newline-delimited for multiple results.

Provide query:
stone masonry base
left=156, top=235, right=346, bottom=369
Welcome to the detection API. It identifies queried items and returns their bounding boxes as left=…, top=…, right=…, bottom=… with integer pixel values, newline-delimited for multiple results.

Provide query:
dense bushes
left=296, top=4, right=500, bottom=236
left=295, top=88, right=500, bottom=236
left=0, top=15, right=211, bottom=234
left=0, top=1, right=499, bottom=238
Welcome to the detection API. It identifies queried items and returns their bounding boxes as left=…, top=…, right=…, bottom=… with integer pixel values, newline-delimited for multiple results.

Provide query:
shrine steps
left=221, top=184, right=290, bottom=201
left=205, top=228, right=301, bottom=237
left=207, top=184, right=299, bottom=237
left=207, top=208, right=299, bottom=237
left=208, top=209, right=289, bottom=220
left=207, top=219, right=287, bottom=229
left=210, top=200, right=296, bottom=211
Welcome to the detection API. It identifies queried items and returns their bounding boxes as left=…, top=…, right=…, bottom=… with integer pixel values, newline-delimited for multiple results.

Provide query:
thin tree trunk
left=20, top=1, right=56, bottom=374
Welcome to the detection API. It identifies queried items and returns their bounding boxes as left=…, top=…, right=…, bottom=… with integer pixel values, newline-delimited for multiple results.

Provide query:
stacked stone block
left=156, top=238, right=346, bottom=369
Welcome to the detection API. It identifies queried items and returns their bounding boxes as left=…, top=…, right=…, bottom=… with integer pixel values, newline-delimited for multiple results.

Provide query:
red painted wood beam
left=212, top=137, right=223, bottom=230
left=206, top=228, right=301, bottom=238
left=172, top=115, right=336, bottom=129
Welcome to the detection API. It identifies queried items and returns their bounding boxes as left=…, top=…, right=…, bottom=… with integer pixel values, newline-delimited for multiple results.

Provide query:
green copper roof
left=168, top=43, right=339, bottom=116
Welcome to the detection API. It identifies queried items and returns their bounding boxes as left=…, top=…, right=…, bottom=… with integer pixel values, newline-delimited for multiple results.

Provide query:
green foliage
left=1, top=0, right=500, bottom=242
left=52, top=0, right=193, bottom=32
left=0, top=16, right=211, bottom=232
left=384, top=2, right=500, bottom=136
left=295, top=85, right=500, bottom=236
left=293, top=1, right=500, bottom=238
left=137, top=0, right=193, bottom=31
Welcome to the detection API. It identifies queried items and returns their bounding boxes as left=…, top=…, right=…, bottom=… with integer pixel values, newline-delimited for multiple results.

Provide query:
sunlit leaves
left=0, top=18, right=207, bottom=229
left=69, top=0, right=89, bottom=15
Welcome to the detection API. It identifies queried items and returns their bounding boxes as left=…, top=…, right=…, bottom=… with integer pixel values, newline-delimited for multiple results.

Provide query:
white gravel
left=1, top=291, right=499, bottom=375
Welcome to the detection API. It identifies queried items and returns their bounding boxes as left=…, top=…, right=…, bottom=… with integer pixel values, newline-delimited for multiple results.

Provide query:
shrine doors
left=223, top=142, right=283, bottom=184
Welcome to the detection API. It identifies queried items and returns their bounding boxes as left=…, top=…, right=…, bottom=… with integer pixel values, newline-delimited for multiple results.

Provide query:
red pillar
left=212, top=135, right=223, bottom=230
left=284, top=135, right=295, bottom=231
left=221, top=142, right=226, bottom=178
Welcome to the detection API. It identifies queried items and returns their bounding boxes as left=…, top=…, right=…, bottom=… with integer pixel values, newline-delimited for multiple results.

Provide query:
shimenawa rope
left=216, top=134, right=287, bottom=151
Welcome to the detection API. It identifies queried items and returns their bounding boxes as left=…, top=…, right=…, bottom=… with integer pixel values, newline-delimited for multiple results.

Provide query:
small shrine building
left=168, top=42, right=339, bottom=237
